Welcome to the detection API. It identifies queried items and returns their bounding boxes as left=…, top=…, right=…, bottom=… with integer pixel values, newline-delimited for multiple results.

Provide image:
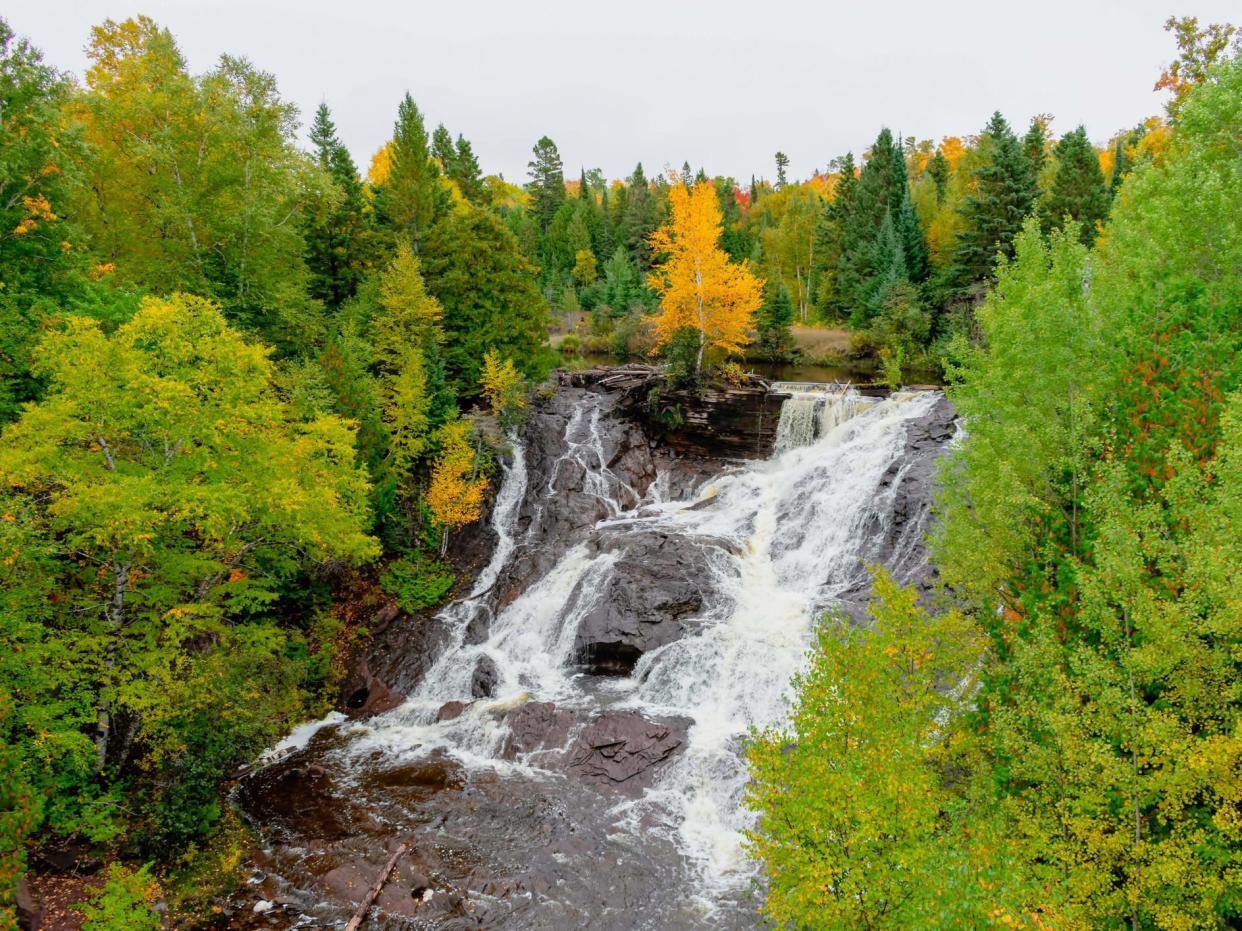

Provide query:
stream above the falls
left=236, top=382, right=956, bottom=929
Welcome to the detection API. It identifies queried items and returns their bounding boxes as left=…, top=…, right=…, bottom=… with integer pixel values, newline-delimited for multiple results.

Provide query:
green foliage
left=423, top=205, right=549, bottom=394
left=377, top=93, right=447, bottom=248
left=754, top=278, right=796, bottom=362
left=71, top=18, right=327, bottom=352
left=304, top=102, right=373, bottom=306
left=75, top=863, right=160, bottom=931
left=745, top=571, right=996, bottom=929
left=379, top=555, right=455, bottom=612
left=526, top=136, right=565, bottom=233
left=1043, top=125, right=1111, bottom=246
left=0, top=293, right=377, bottom=851
left=947, top=111, right=1039, bottom=293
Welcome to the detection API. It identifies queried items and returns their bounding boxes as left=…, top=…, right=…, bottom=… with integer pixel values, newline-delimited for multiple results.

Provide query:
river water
left=239, top=384, right=952, bottom=929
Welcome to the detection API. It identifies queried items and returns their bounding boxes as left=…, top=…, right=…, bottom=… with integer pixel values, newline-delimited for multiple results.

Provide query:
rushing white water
left=337, top=385, right=942, bottom=900
left=770, top=382, right=879, bottom=454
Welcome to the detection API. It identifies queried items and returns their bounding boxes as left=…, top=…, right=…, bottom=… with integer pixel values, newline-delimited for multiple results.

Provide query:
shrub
left=380, top=556, right=456, bottom=612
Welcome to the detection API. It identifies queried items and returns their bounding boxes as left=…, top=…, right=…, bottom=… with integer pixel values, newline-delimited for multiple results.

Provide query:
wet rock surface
left=235, top=374, right=955, bottom=930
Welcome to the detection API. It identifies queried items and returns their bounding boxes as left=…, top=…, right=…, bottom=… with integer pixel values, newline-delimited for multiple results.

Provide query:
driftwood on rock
left=343, top=841, right=410, bottom=931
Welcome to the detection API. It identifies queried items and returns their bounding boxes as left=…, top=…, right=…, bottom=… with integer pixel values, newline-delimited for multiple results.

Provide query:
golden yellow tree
left=425, top=420, right=487, bottom=554
left=648, top=177, right=763, bottom=374
left=479, top=349, right=526, bottom=432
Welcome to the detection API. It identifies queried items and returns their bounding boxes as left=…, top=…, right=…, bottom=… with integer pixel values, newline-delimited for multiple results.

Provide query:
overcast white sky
left=8, top=1, right=1237, bottom=183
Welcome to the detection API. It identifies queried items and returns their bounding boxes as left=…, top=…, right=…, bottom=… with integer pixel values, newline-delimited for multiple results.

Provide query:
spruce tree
left=756, top=278, right=796, bottom=361
left=836, top=129, right=899, bottom=317
left=1043, top=126, right=1111, bottom=247
left=948, top=112, right=1038, bottom=291
left=379, top=93, right=446, bottom=250
left=451, top=134, right=486, bottom=204
left=526, top=135, right=565, bottom=233
left=1022, top=117, right=1049, bottom=178
left=928, top=149, right=950, bottom=204
left=622, top=163, right=660, bottom=270
left=431, top=123, right=455, bottom=175
left=304, top=102, right=370, bottom=306
left=811, top=152, right=857, bottom=318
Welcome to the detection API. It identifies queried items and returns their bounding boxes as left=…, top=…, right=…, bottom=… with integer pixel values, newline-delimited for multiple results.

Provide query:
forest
left=0, top=9, right=1240, bottom=929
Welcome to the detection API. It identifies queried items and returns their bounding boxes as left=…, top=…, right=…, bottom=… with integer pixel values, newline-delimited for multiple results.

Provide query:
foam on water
left=302, top=385, right=942, bottom=903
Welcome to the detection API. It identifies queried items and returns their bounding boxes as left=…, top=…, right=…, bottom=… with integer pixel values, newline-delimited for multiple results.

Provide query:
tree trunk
left=95, top=560, right=130, bottom=772
left=344, top=842, right=410, bottom=931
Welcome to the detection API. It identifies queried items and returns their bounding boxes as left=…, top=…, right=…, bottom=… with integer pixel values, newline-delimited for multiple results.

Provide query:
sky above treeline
left=9, top=0, right=1238, bottom=185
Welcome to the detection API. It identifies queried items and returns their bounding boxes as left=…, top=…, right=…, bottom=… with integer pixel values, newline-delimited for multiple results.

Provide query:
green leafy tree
left=71, top=17, right=327, bottom=350
left=745, top=572, right=996, bottom=929
left=0, top=18, right=88, bottom=422
left=927, top=148, right=950, bottom=204
left=0, top=294, right=378, bottom=822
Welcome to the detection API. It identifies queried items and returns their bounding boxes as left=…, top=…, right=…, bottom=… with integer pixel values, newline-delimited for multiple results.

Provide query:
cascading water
left=769, top=381, right=879, bottom=454
left=241, top=385, right=952, bottom=929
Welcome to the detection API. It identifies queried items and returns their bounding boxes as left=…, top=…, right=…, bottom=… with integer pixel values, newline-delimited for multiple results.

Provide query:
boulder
left=572, top=531, right=711, bottom=675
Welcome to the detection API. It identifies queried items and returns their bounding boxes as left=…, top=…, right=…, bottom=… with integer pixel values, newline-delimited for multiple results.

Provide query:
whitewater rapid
left=336, top=385, right=943, bottom=898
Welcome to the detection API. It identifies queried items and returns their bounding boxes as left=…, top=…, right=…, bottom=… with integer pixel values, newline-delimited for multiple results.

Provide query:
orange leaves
left=648, top=178, right=763, bottom=369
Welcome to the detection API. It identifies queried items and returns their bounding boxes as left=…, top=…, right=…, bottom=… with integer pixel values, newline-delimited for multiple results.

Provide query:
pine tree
left=811, top=152, right=857, bottom=318
left=774, top=151, right=789, bottom=188
left=431, top=123, right=455, bottom=175
left=1043, top=125, right=1111, bottom=247
left=1022, top=116, right=1050, bottom=178
left=526, top=135, right=565, bottom=233
left=948, top=111, right=1038, bottom=292
left=422, top=205, right=548, bottom=393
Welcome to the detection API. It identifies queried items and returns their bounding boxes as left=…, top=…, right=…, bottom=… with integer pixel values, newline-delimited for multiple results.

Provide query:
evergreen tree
left=928, top=148, right=950, bottom=204
left=622, top=163, right=661, bottom=270
left=452, top=134, right=485, bottom=204
left=304, top=103, right=370, bottom=307
left=1022, top=116, right=1050, bottom=177
left=774, top=151, right=789, bottom=188
left=948, top=111, right=1038, bottom=292
left=1043, top=125, right=1111, bottom=247
left=755, top=278, right=796, bottom=361
left=895, top=188, right=929, bottom=284
left=526, top=135, right=565, bottom=232
left=837, top=129, right=900, bottom=318
left=379, top=93, right=446, bottom=250
left=865, top=209, right=909, bottom=321
left=811, top=152, right=857, bottom=318
left=423, top=205, right=548, bottom=393
left=431, top=123, right=455, bottom=175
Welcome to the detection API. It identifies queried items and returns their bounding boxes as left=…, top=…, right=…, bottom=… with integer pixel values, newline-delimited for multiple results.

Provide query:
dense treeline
left=1, top=8, right=1232, bottom=925
left=746, top=18, right=1242, bottom=930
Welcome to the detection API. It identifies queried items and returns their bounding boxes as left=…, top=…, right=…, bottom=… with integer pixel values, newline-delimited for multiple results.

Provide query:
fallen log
left=343, top=841, right=410, bottom=931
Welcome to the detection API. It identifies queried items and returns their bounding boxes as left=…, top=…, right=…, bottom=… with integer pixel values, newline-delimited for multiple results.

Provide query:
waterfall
left=253, top=387, right=950, bottom=927
left=769, top=382, right=878, bottom=453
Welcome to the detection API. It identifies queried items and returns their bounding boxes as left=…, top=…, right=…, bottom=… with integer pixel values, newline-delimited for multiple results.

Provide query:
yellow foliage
left=425, top=421, right=486, bottom=548
left=368, top=141, right=393, bottom=187
left=648, top=177, right=763, bottom=371
left=479, top=349, right=525, bottom=423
